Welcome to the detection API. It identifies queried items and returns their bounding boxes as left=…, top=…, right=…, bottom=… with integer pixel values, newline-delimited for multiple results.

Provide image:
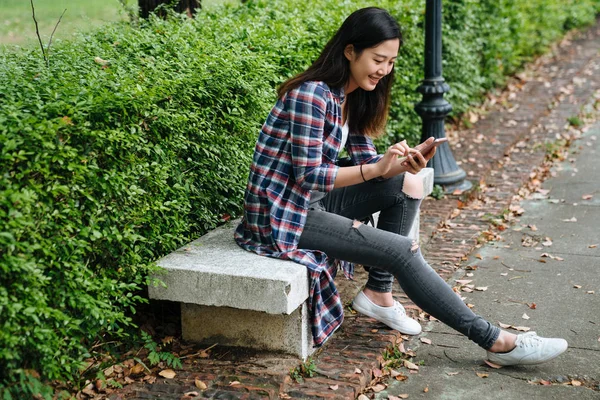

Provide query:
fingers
left=414, top=137, right=435, bottom=152
left=391, top=140, right=410, bottom=156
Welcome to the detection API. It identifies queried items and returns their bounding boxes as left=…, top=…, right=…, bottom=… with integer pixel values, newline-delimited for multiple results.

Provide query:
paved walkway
left=112, top=18, right=600, bottom=400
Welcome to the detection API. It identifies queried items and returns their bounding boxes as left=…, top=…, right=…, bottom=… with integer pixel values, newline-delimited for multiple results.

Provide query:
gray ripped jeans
left=298, top=173, right=500, bottom=350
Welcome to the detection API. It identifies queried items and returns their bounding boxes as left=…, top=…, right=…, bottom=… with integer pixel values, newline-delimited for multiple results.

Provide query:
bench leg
left=181, top=301, right=316, bottom=360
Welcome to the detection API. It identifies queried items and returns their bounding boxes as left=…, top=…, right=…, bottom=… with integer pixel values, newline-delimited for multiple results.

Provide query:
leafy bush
left=1, top=0, right=599, bottom=396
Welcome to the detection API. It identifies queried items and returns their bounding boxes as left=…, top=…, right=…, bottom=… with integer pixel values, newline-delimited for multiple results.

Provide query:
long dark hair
left=278, top=7, right=402, bottom=138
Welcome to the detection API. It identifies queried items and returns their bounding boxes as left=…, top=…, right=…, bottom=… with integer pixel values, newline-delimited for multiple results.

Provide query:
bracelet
left=360, top=164, right=367, bottom=182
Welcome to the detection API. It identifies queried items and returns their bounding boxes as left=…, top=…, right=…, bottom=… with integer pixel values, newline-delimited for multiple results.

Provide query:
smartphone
left=401, top=137, right=447, bottom=166
left=419, top=137, right=448, bottom=158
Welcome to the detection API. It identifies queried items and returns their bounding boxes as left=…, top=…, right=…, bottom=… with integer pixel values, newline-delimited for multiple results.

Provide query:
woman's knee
left=402, top=172, right=424, bottom=199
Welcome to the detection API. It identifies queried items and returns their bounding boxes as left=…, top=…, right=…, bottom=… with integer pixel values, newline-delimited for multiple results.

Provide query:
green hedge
left=1, top=0, right=599, bottom=395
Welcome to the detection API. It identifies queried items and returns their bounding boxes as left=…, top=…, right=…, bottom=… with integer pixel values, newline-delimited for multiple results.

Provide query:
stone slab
left=148, top=223, right=308, bottom=315
left=182, top=301, right=316, bottom=360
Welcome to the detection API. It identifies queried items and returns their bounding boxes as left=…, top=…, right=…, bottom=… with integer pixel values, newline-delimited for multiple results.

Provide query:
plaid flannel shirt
left=234, top=81, right=382, bottom=346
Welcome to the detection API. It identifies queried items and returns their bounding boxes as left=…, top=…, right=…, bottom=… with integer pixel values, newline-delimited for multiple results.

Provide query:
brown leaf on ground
left=371, top=384, right=386, bottom=393
left=574, top=285, right=582, bottom=289
left=589, top=244, right=598, bottom=248
left=130, top=363, right=144, bottom=375
left=373, top=368, right=383, bottom=378
left=159, top=369, right=176, bottom=379
left=420, top=338, right=432, bottom=345
left=476, top=372, right=489, bottom=378
left=515, top=326, right=531, bottom=332
left=195, top=379, right=207, bottom=390
left=475, top=254, right=483, bottom=260
left=582, top=194, right=593, bottom=200
left=447, top=371, right=459, bottom=376
left=329, top=384, right=339, bottom=390
left=183, top=392, right=199, bottom=397
left=395, top=373, right=408, bottom=382
left=423, top=387, right=429, bottom=393
left=571, top=380, right=582, bottom=386
left=229, top=381, right=241, bottom=386
left=404, top=360, right=419, bottom=371
left=528, top=303, right=537, bottom=309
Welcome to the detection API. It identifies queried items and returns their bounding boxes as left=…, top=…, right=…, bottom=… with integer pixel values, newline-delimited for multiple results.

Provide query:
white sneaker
left=352, top=291, right=422, bottom=335
left=487, top=332, right=568, bottom=366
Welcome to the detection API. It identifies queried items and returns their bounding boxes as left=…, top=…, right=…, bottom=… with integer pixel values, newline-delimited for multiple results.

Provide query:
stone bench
left=148, top=168, right=434, bottom=360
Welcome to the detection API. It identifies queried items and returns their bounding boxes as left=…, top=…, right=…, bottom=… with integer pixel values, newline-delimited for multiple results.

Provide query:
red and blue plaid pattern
left=235, top=81, right=382, bottom=346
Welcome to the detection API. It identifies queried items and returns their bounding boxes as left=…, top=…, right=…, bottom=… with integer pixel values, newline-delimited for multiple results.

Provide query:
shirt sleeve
left=286, top=82, right=339, bottom=192
left=346, top=131, right=383, bottom=165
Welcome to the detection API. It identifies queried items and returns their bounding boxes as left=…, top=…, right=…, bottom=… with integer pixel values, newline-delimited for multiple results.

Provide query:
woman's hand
left=376, top=140, right=410, bottom=176
left=402, top=137, right=436, bottom=174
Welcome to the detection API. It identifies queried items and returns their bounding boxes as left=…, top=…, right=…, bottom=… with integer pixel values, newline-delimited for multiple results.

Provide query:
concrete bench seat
left=148, top=168, right=434, bottom=360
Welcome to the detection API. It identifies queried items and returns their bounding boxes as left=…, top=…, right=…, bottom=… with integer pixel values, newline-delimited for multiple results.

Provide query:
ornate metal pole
left=415, top=0, right=471, bottom=191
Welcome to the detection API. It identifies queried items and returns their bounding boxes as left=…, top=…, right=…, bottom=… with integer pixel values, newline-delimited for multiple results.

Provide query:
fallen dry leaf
left=354, top=368, right=362, bottom=374
left=571, top=380, right=582, bottom=387
left=183, top=392, right=199, bottom=397
left=158, top=369, right=176, bottom=379
left=424, top=387, right=429, bottom=393
left=420, top=338, right=432, bottom=345
left=447, top=371, right=459, bottom=376
left=582, top=194, right=593, bottom=200
left=515, top=326, right=531, bottom=332
left=475, top=287, right=488, bottom=291
left=574, top=285, right=582, bottom=289
left=404, top=360, right=419, bottom=371
left=455, top=279, right=473, bottom=285
left=522, top=313, right=530, bottom=320
left=528, top=303, right=537, bottom=309
left=476, top=372, right=489, bottom=378
left=587, top=290, right=595, bottom=294
left=373, top=368, right=383, bottom=378
left=475, top=254, right=483, bottom=260
left=130, top=363, right=145, bottom=375
left=395, top=373, right=408, bottom=382
left=329, top=384, right=339, bottom=391
left=589, top=244, right=598, bottom=248
left=195, top=380, right=207, bottom=390
left=357, top=395, right=370, bottom=400
left=371, top=383, right=386, bottom=393
left=229, top=381, right=241, bottom=386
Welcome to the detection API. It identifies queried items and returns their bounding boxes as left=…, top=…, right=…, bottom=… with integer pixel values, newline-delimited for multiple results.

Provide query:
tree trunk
left=138, top=0, right=201, bottom=19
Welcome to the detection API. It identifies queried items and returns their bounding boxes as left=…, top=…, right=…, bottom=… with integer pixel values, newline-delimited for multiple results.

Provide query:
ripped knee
left=402, top=173, right=424, bottom=199
left=410, top=240, right=419, bottom=254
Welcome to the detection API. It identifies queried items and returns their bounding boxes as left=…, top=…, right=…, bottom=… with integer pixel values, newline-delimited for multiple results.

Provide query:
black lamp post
left=415, top=0, right=471, bottom=192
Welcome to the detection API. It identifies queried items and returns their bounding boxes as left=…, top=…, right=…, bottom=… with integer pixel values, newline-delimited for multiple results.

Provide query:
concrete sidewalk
left=375, top=123, right=600, bottom=399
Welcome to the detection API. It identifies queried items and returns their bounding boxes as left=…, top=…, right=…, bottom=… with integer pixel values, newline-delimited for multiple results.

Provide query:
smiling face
left=344, top=39, right=400, bottom=94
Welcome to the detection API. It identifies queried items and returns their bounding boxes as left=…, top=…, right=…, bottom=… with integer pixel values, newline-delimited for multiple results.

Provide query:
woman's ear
left=344, top=44, right=355, bottom=61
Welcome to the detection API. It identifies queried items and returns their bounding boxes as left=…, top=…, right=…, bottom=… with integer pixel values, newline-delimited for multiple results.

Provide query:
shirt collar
left=330, top=86, right=345, bottom=104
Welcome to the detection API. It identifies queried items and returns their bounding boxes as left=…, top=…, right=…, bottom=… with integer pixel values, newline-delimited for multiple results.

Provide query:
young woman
left=235, top=7, right=567, bottom=366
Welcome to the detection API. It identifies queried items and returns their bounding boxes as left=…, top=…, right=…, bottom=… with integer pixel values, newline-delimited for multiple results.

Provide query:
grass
left=0, top=0, right=233, bottom=48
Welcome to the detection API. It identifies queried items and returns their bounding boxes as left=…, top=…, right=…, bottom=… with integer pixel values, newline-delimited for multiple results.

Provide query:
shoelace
left=392, top=301, right=407, bottom=316
left=516, top=332, right=541, bottom=348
